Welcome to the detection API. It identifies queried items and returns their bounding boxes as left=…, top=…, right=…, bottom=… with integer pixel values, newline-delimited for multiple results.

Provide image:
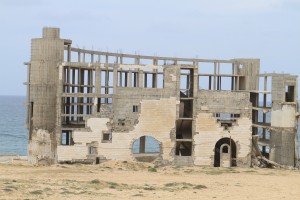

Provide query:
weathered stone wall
left=194, top=113, right=252, bottom=167
left=57, top=98, right=177, bottom=162
left=28, top=129, right=55, bottom=165
left=193, top=90, right=252, bottom=167
left=195, top=90, right=252, bottom=117
left=271, top=104, right=297, bottom=128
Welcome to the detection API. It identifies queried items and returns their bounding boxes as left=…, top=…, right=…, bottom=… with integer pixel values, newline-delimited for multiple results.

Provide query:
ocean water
left=0, top=95, right=299, bottom=157
left=0, top=96, right=27, bottom=155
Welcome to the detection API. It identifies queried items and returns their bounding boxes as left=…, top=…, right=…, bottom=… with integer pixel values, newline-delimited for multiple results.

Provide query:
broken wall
left=194, top=91, right=252, bottom=167
left=57, top=98, right=178, bottom=162
left=57, top=65, right=181, bottom=163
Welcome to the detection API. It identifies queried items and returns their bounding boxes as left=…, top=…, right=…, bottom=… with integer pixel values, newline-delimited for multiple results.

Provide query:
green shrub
left=148, top=167, right=157, bottom=172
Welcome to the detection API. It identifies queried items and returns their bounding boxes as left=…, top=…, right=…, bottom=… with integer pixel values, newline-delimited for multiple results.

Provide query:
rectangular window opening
left=133, top=105, right=139, bottom=112
left=88, top=146, right=97, bottom=155
left=285, top=85, right=295, bottom=102
left=61, top=130, right=73, bottom=145
left=179, top=100, right=193, bottom=118
left=102, top=131, right=112, bottom=143
left=176, top=120, right=192, bottom=139
left=175, top=141, right=192, bottom=156
left=157, top=74, right=164, bottom=88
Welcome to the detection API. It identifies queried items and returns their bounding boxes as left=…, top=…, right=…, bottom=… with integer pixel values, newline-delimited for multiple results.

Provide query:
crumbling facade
left=25, top=27, right=299, bottom=167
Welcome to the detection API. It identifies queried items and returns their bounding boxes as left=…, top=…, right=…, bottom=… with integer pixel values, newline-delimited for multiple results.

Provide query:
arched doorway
left=214, top=137, right=237, bottom=167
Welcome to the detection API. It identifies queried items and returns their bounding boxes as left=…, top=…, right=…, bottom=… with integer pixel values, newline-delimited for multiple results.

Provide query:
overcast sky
left=0, top=0, right=299, bottom=95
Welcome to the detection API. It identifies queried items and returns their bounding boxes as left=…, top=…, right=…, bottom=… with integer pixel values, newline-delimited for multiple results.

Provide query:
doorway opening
left=214, top=137, right=237, bottom=167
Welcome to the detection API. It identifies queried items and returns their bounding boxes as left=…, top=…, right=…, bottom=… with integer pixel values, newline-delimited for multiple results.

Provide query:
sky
left=0, top=0, right=299, bottom=96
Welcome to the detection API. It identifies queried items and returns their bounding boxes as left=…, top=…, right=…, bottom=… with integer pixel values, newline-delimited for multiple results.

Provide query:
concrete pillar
left=113, top=65, right=118, bottom=92
left=28, top=27, right=65, bottom=164
left=139, top=69, right=143, bottom=88
left=213, top=62, right=216, bottom=90
left=128, top=71, right=132, bottom=87
left=139, top=136, right=146, bottom=153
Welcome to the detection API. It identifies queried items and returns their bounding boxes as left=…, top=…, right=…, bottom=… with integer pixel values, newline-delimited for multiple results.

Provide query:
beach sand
left=0, top=160, right=300, bottom=200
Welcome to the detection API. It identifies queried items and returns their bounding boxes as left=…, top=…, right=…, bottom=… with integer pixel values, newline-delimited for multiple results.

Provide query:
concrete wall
left=195, top=90, right=252, bottom=116
left=270, top=103, right=297, bottom=165
left=270, top=75, right=298, bottom=166
left=28, top=129, right=55, bottom=164
left=28, top=27, right=64, bottom=164
left=194, top=113, right=252, bottom=167
left=271, top=104, right=296, bottom=128
left=57, top=98, right=177, bottom=162
left=193, top=90, right=252, bottom=167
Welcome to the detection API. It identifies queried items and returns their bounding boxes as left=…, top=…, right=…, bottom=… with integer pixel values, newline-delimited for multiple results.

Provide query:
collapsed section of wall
left=57, top=98, right=177, bottom=163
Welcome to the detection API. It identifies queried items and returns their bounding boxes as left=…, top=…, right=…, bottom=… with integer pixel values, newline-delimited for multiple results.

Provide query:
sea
left=0, top=95, right=299, bottom=157
left=0, top=96, right=27, bottom=155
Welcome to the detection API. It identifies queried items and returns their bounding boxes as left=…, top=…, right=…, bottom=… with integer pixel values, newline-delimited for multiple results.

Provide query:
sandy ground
left=0, top=160, right=300, bottom=200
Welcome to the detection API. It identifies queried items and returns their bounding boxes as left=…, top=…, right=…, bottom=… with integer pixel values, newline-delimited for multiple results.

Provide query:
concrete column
left=113, top=65, right=118, bottom=93
left=193, top=65, right=198, bottom=97
left=144, top=73, right=147, bottom=88
left=138, top=69, right=143, bottom=88
left=119, top=71, right=123, bottom=87
left=67, top=45, right=71, bottom=62
left=56, top=63, right=64, bottom=150
left=28, top=27, right=65, bottom=164
left=139, top=136, right=146, bottom=153
left=213, top=62, right=216, bottom=90
left=128, top=71, right=132, bottom=87
left=95, top=65, right=101, bottom=95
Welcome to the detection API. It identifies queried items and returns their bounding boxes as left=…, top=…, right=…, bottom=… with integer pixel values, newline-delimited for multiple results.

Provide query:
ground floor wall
left=57, top=98, right=177, bottom=163
left=194, top=113, right=252, bottom=167
left=57, top=98, right=252, bottom=167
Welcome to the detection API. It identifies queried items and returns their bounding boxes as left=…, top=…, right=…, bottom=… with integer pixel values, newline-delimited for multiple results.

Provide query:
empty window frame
left=133, top=105, right=139, bottom=112
left=175, top=141, right=192, bottom=156
left=157, top=74, right=164, bottom=88
left=98, top=98, right=113, bottom=104
left=102, top=131, right=112, bottom=143
left=88, top=146, right=97, bottom=155
left=132, top=72, right=139, bottom=87
left=285, top=85, right=295, bottom=102
left=198, top=76, right=211, bottom=90
left=179, top=100, right=193, bottom=118
left=176, top=120, right=192, bottom=139
left=214, top=113, right=239, bottom=128
left=213, top=113, right=240, bottom=119
left=61, top=130, right=73, bottom=145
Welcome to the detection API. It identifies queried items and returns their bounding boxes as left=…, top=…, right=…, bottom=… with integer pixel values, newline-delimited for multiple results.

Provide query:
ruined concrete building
left=25, top=27, right=299, bottom=167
